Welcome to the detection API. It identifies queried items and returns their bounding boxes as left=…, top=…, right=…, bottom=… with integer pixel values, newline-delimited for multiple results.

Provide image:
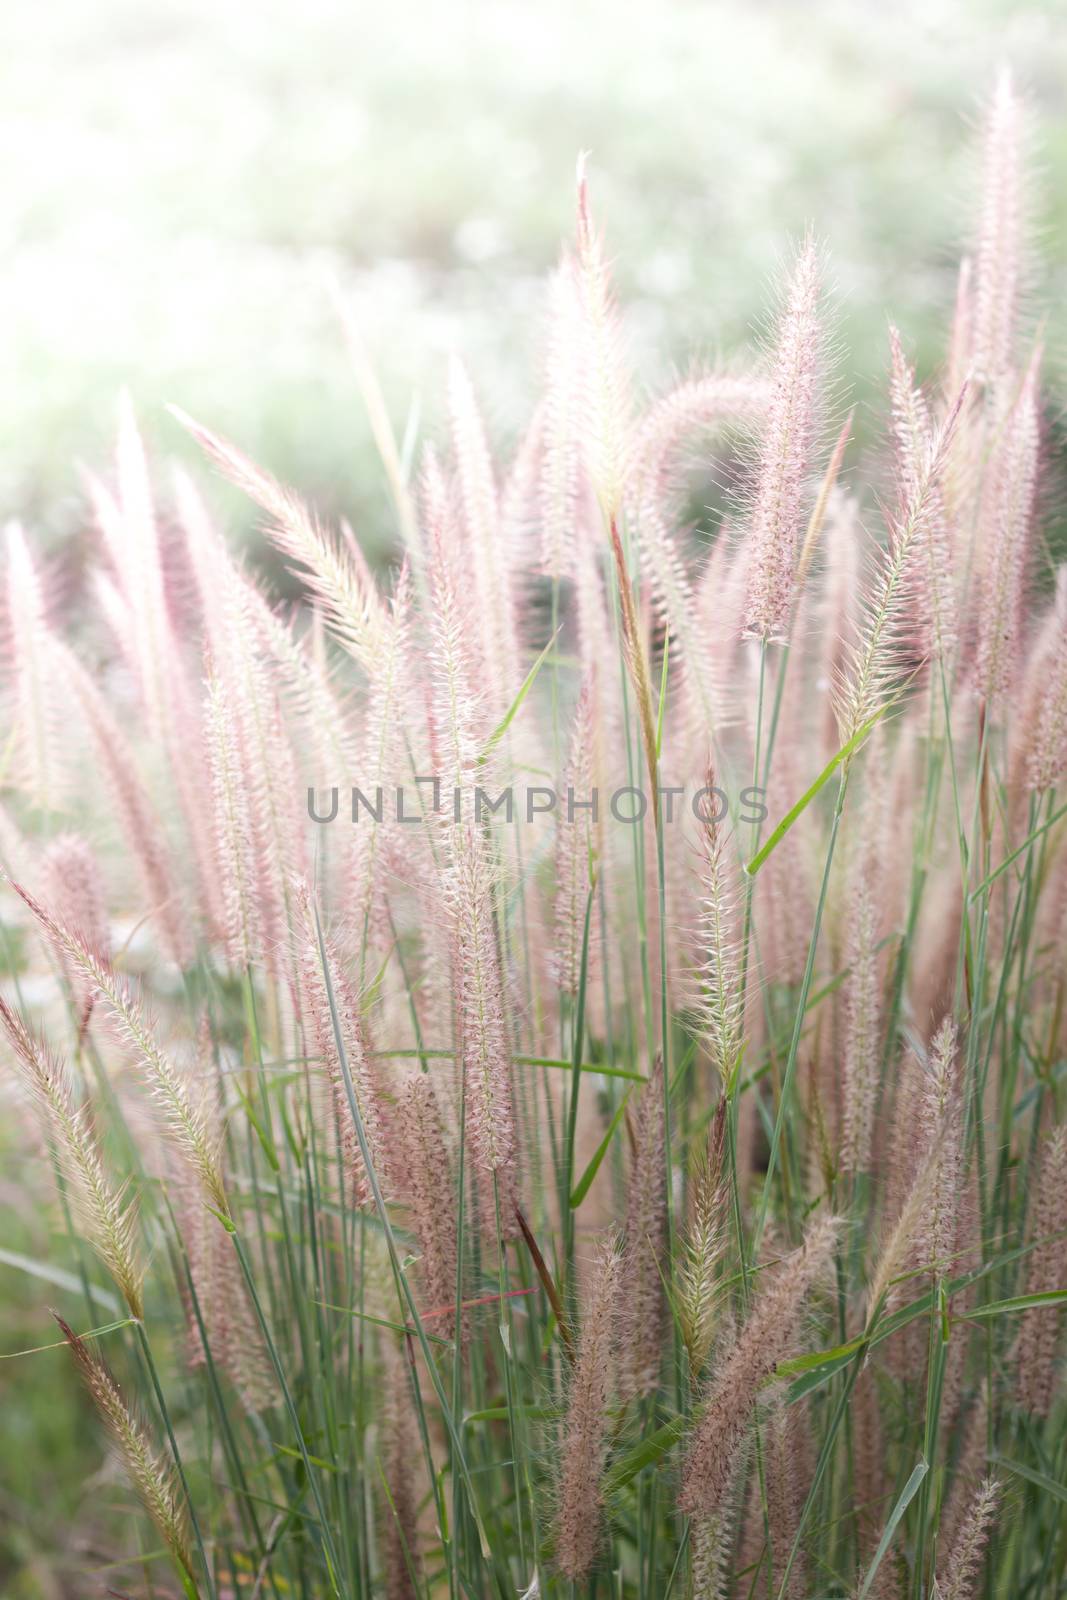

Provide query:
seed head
left=743, top=237, right=823, bottom=642
left=53, top=1314, right=195, bottom=1585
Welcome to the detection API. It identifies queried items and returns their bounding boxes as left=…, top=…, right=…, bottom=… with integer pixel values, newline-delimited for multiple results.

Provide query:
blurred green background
left=1, top=1, right=1066, bottom=1589
left=3, top=0, right=1065, bottom=561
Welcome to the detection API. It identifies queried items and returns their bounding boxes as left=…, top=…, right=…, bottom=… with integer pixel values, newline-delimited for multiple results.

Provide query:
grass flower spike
left=52, top=1314, right=196, bottom=1591
left=743, top=235, right=823, bottom=642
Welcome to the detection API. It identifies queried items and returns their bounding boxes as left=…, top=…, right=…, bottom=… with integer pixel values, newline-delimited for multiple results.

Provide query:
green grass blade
left=775, top=1334, right=865, bottom=1379
left=464, top=1406, right=562, bottom=1425
left=0, top=1249, right=120, bottom=1312
left=480, top=628, right=560, bottom=759
left=655, top=631, right=670, bottom=761
left=1, top=1316, right=137, bottom=1360
left=994, top=1456, right=1067, bottom=1505
left=968, top=797, right=1067, bottom=900
left=745, top=708, right=887, bottom=877
left=959, top=1289, right=1067, bottom=1320
left=604, top=1415, right=686, bottom=1495
left=855, top=1457, right=928, bottom=1600
left=373, top=1047, right=648, bottom=1083
left=569, top=1085, right=634, bottom=1208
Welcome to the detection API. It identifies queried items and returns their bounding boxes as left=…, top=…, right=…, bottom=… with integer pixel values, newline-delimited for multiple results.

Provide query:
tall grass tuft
left=1, top=68, right=1066, bottom=1600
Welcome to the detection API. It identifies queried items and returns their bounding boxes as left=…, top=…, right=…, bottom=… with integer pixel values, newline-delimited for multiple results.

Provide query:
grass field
left=1, top=15, right=1067, bottom=1600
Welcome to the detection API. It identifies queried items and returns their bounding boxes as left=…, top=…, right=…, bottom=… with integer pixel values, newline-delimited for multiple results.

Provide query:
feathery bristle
left=762, top=1398, right=809, bottom=1599
left=381, top=1342, right=423, bottom=1600
left=743, top=236, right=823, bottom=642
left=1013, top=1126, right=1067, bottom=1415
left=865, top=1134, right=942, bottom=1327
left=41, top=832, right=110, bottom=1032
left=423, top=453, right=487, bottom=778
left=841, top=872, right=880, bottom=1176
left=396, top=1072, right=459, bottom=1335
left=348, top=562, right=413, bottom=968
left=540, top=258, right=586, bottom=579
left=449, top=356, right=520, bottom=714
left=173, top=1142, right=272, bottom=1411
left=679, top=1098, right=731, bottom=1377
left=448, top=829, right=518, bottom=1184
left=973, top=69, right=1025, bottom=398
left=631, top=374, right=769, bottom=734
left=939, top=1390, right=990, bottom=1554
left=553, top=676, right=598, bottom=995
left=688, top=1444, right=749, bottom=1600
left=9, top=879, right=226, bottom=1211
left=52, top=636, right=192, bottom=965
left=199, top=532, right=309, bottom=970
left=554, top=1235, right=621, bottom=1582
left=888, top=324, right=958, bottom=661
left=88, top=395, right=172, bottom=744
left=205, top=674, right=262, bottom=971
left=835, top=381, right=968, bottom=743
left=40, top=833, right=109, bottom=960
left=1023, top=571, right=1067, bottom=791
left=680, top=1213, right=839, bottom=1518
left=934, top=1477, right=1000, bottom=1600
left=916, top=1018, right=963, bottom=1278
left=295, top=880, right=390, bottom=1210
left=173, top=406, right=389, bottom=672
left=693, top=772, right=743, bottom=1088
left=92, top=408, right=223, bottom=929
left=178, top=465, right=359, bottom=783
left=5, top=521, right=65, bottom=807
left=1, top=997, right=143, bottom=1318
left=608, top=513, right=661, bottom=821
left=53, top=1313, right=195, bottom=1583
left=975, top=353, right=1039, bottom=705
left=621, top=1054, right=667, bottom=1398
left=574, top=155, right=632, bottom=523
